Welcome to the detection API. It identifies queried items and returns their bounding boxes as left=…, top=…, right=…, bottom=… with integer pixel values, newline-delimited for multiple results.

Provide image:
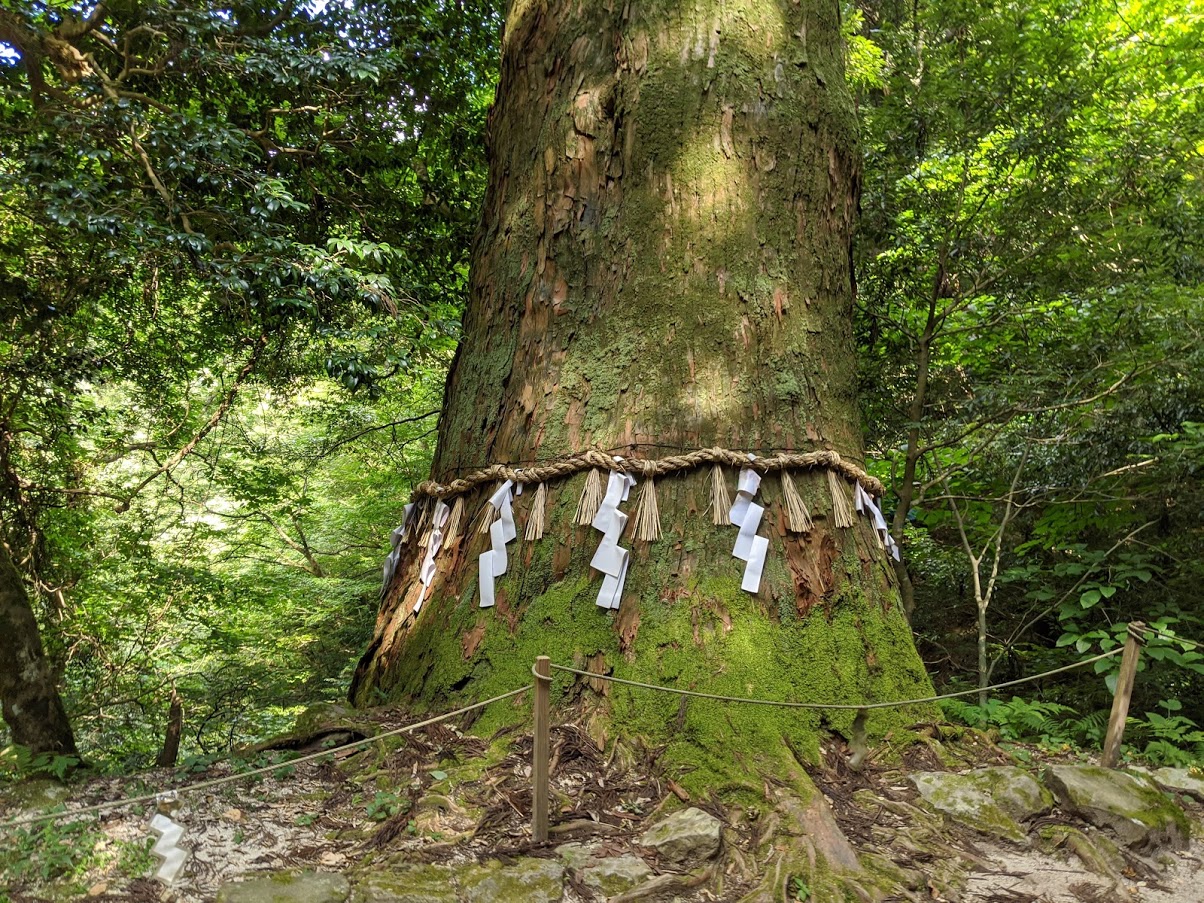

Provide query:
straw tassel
left=472, top=489, right=497, bottom=535
left=632, top=469, right=661, bottom=541
left=781, top=472, right=814, bottom=534
left=524, top=482, right=547, bottom=541
left=827, top=471, right=855, bottom=528
left=443, top=496, right=464, bottom=544
left=574, top=468, right=603, bottom=526
left=710, top=464, right=732, bottom=526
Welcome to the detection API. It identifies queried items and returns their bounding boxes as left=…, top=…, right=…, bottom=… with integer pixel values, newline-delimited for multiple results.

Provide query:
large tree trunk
left=353, top=1, right=931, bottom=889
left=0, top=537, right=78, bottom=761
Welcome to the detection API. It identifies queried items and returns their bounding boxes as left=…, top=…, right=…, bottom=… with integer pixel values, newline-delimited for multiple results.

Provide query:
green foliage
left=0, top=746, right=81, bottom=781
left=0, top=817, right=102, bottom=891
left=852, top=0, right=1204, bottom=762
left=365, top=790, right=407, bottom=822
left=0, top=0, right=496, bottom=766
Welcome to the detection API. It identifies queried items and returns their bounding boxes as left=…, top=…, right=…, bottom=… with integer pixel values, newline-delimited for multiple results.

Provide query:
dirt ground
left=3, top=712, right=1202, bottom=902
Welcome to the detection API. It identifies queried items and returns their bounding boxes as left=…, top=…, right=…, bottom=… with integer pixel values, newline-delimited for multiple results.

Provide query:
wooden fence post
left=1101, top=622, right=1144, bottom=768
left=532, top=656, right=551, bottom=843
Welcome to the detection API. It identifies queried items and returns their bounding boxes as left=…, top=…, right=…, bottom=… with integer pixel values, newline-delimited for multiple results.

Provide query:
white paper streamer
left=479, top=481, right=517, bottom=607
left=854, top=484, right=901, bottom=561
left=728, top=458, right=768, bottom=593
left=149, top=809, right=188, bottom=884
left=591, top=467, right=636, bottom=609
left=380, top=502, right=415, bottom=594
left=415, top=499, right=450, bottom=613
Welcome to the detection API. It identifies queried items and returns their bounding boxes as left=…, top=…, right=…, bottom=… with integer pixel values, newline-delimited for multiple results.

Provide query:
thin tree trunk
left=156, top=685, right=184, bottom=768
left=0, top=537, right=78, bottom=760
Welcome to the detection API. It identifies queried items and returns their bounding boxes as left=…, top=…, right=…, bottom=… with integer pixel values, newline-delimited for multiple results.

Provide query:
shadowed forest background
left=1, top=0, right=1202, bottom=777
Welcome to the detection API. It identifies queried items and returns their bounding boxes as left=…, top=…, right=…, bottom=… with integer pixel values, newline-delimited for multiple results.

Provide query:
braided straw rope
left=412, top=447, right=885, bottom=503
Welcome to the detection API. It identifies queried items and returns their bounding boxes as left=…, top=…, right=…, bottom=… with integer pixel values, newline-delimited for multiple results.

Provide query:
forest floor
left=2, top=708, right=1202, bottom=903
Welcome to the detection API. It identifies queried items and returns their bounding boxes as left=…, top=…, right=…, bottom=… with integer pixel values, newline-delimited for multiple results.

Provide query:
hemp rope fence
left=1, top=633, right=1152, bottom=847
left=1135, top=624, right=1204, bottom=650
left=410, top=447, right=886, bottom=503
left=532, top=647, right=1124, bottom=712
left=0, top=686, right=532, bottom=832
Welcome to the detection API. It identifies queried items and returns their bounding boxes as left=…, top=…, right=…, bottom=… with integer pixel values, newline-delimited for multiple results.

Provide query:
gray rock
left=554, top=841, right=599, bottom=870
left=349, top=865, right=459, bottom=903
left=639, top=807, right=722, bottom=866
left=910, top=767, right=1052, bottom=842
left=460, top=857, right=564, bottom=903
left=581, top=854, right=654, bottom=896
left=1151, top=767, right=1204, bottom=803
left=217, top=871, right=350, bottom=903
left=1043, top=764, right=1190, bottom=851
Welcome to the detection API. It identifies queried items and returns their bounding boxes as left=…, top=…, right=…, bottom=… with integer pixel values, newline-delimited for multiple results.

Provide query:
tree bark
left=0, top=538, right=78, bottom=760
left=156, top=685, right=184, bottom=768
left=353, top=0, right=931, bottom=796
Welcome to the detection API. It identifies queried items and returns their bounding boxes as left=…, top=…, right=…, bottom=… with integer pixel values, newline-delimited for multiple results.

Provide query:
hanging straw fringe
left=632, top=466, right=661, bottom=541
left=781, top=472, right=814, bottom=534
left=443, top=497, right=464, bottom=543
left=574, top=468, right=603, bottom=526
left=827, top=471, right=855, bottom=528
left=710, top=464, right=732, bottom=526
left=524, top=482, right=547, bottom=541
left=472, top=489, right=497, bottom=535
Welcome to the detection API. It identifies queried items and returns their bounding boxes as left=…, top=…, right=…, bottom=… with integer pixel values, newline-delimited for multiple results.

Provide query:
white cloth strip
left=415, top=499, right=450, bottom=613
left=149, top=812, right=188, bottom=884
left=591, top=469, right=635, bottom=609
left=479, top=481, right=518, bottom=607
left=854, top=484, right=901, bottom=561
left=381, top=502, right=415, bottom=592
left=741, top=535, right=770, bottom=593
left=728, top=464, right=768, bottom=592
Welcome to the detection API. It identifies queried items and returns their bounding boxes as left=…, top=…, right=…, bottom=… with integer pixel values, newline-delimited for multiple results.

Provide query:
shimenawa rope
left=411, top=447, right=885, bottom=504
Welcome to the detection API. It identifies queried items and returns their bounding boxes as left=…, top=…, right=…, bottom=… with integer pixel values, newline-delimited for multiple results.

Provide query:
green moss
left=363, top=467, right=934, bottom=802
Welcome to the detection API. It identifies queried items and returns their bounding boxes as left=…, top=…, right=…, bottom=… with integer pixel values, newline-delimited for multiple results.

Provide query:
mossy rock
left=216, top=871, right=350, bottom=903
left=0, top=778, right=71, bottom=815
left=349, top=864, right=459, bottom=903
left=581, top=854, right=654, bottom=896
left=554, top=841, right=600, bottom=870
left=458, top=857, right=564, bottom=903
left=1042, top=764, right=1191, bottom=851
left=910, top=767, right=1052, bottom=842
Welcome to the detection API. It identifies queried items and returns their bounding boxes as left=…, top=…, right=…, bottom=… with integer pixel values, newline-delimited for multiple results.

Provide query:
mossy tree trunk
left=354, top=2, right=932, bottom=888
left=0, top=536, right=78, bottom=760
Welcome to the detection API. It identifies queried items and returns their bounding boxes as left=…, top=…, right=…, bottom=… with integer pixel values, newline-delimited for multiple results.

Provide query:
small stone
left=582, top=854, right=654, bottom=895
left=640, top=807, right=722, bottom=866
left=459, top=857, right=564, bottom=903
left=554, top=841, right=599, bottom=870
left=1043, top=764, right=1190, bottom=851
left=217, top=871, right=350, bottom=903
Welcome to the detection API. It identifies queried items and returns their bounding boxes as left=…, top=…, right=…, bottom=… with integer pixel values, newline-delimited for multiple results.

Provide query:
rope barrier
left=0, top=685, right=532, bottom=832
left=1136, top=624, right=1204, bottom=650
left=534, top=648, right=1123, bottom=711
left=411, top=446, right=886, bottom=503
